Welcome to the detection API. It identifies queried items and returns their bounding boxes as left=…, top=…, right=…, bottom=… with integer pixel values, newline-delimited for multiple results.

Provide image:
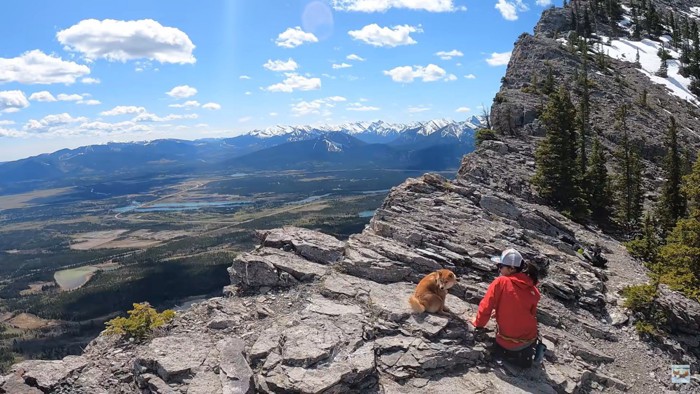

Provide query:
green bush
left=621, top=283, right=657, bottom=312
left=475, top=128, right=498, bottom=145
left=105, top=302, right=175, bottom=341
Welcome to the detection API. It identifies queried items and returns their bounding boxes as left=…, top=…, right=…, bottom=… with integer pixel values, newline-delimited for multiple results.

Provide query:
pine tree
left=612, top=105, right=645, bottom=231
left=656, top=156, right=700, bottom=301
left=634, top=49, right=641, bottom=68
left=587, top=136, right=613, bottom=223
left=626, top=213, right=660, bottom=263
left=532, top=85, right=588, bottom=219
left=656, top=116, right=686, bottom=234
left=577, top=44, right=591, bottom=178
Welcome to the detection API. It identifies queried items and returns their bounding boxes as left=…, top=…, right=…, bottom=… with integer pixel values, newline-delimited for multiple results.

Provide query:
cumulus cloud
left=347, top=102, right=379, bottom=111
left=25, top=113, right=88, bottom=130
left=348, top=24, right=421, bottom=47
left=291, top=96, right=346, bottom=116
left=132, top=112, right=198, bottom=122
left=536, top=0, right=552, bottom=5
left=0, top=120, right=15, bottom=125
left=56, top=93, right=83, bottom=101
left=464, top=73, right=476, bottom=79
left=202, top=102, right=221, bottom=110
left=275, top=27, right=318, bottom=48
left=332, top=63, right=352, bottom=69
left=346, top=54, right=365, bottom=61
left=408, top=106, right=430, bottom=113
left=495, top=0, right=528, bottom=21
left=101, top=105, right=146, bottom=116
left=29, top=91, right=57, bottom=102
left=166, top=85, right=197, bottom=98
left=239, top=75, right=251, bottom=80
left=435, top=49, right=463, bottom=60
left=486, top=51, right=512, bottom=66
left=168, top=100, right=200, bottom=109
left=0, top=90, right=30, bottom=113
left=266, top=73, right=321, bottom=93
left=331, top=0, right=464, bottom=12
left=82, top=99, right=101, bottom=105
left=456, top=106, right=471, bottom=113
left=238, top=116, right=252, bottom=123
left=0, top=50, right=90, bottom=85
left=81, top=77, right=100, bottom=84
left=57, top=19, right=196, bottom=64
left=383, top=64, right=455, bottom=82
left=263, top=58, right=298, bottom=72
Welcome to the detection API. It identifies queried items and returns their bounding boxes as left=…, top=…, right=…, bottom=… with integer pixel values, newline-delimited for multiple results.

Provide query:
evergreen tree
left=577, top=43, right=591, bottom=178
left=612, top=105, right=645, bottom=231
left=532, top=85, right=588, bottom=219
left=656, top=156, right=700, bottom=301
left=587, top=136, right=613, bottom=223
left=657, top=116, right=686, bottom=234
left=626, top=213, right=660, bottom=263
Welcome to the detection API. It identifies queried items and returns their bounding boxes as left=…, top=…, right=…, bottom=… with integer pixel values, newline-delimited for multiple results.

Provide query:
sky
left=0, top=0, right=560, bottom=161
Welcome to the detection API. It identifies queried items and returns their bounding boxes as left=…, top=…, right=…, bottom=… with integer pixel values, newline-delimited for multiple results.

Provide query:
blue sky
left=0, top=0, right=559, bottom=161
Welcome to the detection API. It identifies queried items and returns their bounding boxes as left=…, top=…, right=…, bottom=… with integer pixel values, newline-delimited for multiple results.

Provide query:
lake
left=54, top=266, right=99, bottom=291
left=115, top=200, right=253, bottom=213
left=358, top=210, right=376, bottom=218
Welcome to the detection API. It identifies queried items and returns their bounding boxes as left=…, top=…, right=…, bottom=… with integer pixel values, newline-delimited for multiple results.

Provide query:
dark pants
left=492, top=341, right=536, bottom=368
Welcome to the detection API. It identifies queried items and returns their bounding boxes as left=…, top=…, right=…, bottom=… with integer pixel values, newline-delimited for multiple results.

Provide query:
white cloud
left=346, top=54, right=365, bottom=61
left=486, top=51, right=512, bottom=66
left=275, top=27, right=318, bottom=48
left=464, top=73, right=476, bottom=79
left=239, top=75, right=251, bottom=80
left=0, top=120, right=15, bottom=125
left=168, top=100, right=200, bottom=109
left=347, top=103, right=380, bottom=111
left=332, top=63, right=352, bottom=69
left=245, top=91, right=252, bottom=95
left=291, top=96, right=346, bottom=116
left=81, top=77, right=100, bottom=84
left=57, top=93, right=83, bottom=102
left=0, top=50, right=90, bottom=85
left=263, top=58, right=298, bottom=72
left=0, top=90, right=29, bottom=113
left=408, top=106, right=430, bottom=113
left=495, top=0, right=528, bottom=21
left=57, top=19, right=196, bottom=64
left=536, top=0, right=552, bottom=5
left=132, top=112, right=198, bottom=122
left=202, top=102, right=221, bottom=110
left=166, top=85, right=197, bottom=98
left=25, top=113, right=88, bottom=131
left=435, top=49, right=463, bottom=60
left=348, top=24, right=421, bottom=47
left=332, top=0, right=463, bottom=12
left=383, top=64, right=454, bottom=82
left=238, top=116, right=252, bottom=123
left=82, top=99, right=101, bottom=105
left=269, top=112, right=278, bottom=117
left=101, top=105, right=146, bottom=116
left=77, top=120, right=150, bottom=134
left=456, top=106, right=471, bottom=113
left=29, top=91, right=57, bottom=102
left=266, top=73, right=321, bottom=93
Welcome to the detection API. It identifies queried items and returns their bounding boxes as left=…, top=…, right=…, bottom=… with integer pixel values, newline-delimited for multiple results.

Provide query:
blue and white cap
left=489, top=248, right=523, bottom=267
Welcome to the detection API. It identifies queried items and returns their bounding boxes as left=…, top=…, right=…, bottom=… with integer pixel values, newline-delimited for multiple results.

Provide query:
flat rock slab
left=218, top=338, right=254, bottom=394
left=305, top=296, right=363, bottom=316
left=257, top=248, right=329, bottom=281
left=13, top=355, right=87, bottom=390
left=258, top=226, right=345, bottom=265
left=322, top=273, right=415, bottom=321
left=138, top=335, right=213, bottom=382
left=280, top=319, right=345, bottom=367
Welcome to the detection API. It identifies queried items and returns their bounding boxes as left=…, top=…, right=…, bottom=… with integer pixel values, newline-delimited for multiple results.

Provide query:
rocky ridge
left=3, top=0, right=700, bottom=392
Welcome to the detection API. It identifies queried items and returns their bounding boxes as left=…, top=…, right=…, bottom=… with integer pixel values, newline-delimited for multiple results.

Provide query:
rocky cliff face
left=3, top=1, right=700, bottom=393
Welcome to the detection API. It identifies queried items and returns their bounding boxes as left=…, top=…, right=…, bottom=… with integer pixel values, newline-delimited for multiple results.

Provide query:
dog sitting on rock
left=408, top=269, right=457, bottom=314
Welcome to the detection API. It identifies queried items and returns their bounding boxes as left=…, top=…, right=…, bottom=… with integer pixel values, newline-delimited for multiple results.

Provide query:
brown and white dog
left=408, top=269, right=457, bottom=314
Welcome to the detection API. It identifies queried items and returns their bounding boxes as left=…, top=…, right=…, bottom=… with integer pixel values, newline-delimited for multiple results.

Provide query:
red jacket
left=473, top=272, right=540, bottom=350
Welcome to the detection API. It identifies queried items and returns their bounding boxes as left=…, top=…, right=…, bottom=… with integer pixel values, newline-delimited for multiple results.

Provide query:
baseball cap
left=489, top=248, right=523, bottom=267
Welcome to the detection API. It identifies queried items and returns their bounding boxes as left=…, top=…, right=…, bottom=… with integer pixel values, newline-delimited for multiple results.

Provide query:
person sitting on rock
left=470, top=248, right=543, bottom=368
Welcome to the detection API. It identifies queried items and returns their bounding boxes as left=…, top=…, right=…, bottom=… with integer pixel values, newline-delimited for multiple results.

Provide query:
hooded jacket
left=473, top=272, right=540, bottom=350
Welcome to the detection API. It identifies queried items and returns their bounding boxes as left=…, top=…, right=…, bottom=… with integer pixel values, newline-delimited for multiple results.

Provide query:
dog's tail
left=408, top=295, right=425, bottom=313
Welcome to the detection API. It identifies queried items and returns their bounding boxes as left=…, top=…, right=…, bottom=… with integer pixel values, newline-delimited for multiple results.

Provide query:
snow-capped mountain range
left=247, top=116, right=484, bottom=141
